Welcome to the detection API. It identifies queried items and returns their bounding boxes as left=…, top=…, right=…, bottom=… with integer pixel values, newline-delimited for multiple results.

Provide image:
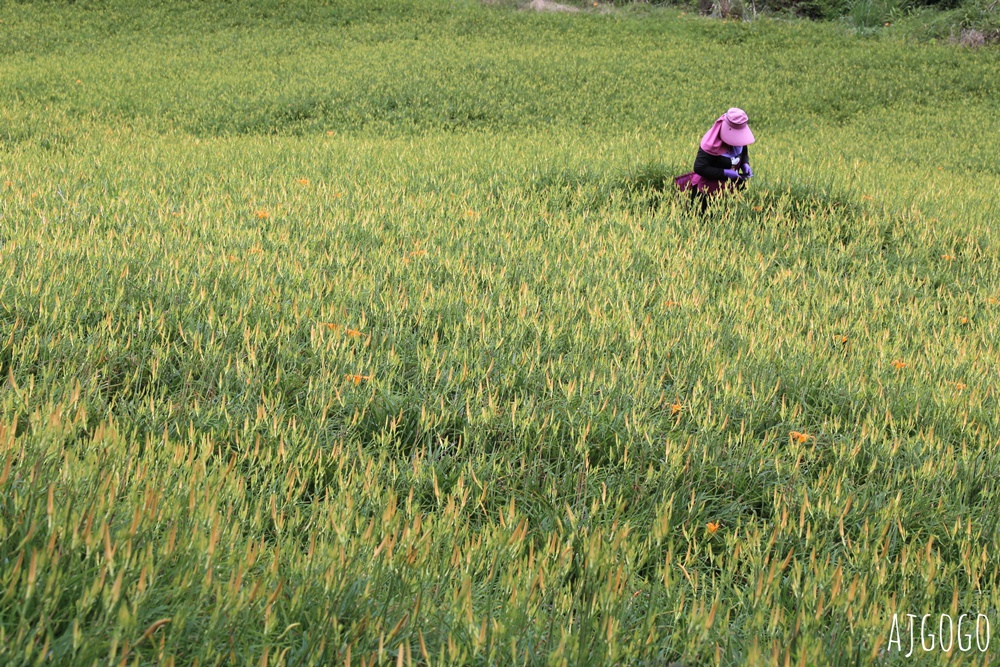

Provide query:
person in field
left=674, top=107, right=755, bottom=210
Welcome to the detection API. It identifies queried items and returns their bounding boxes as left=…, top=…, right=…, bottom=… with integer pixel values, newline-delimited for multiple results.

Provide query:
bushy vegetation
left=536, top=0, right=998, bottom=38
left=1, top=0, right=999, bottom=664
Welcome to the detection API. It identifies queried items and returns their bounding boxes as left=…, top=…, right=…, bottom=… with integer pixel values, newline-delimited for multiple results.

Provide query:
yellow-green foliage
left=1, top=1, right=999, bottom=665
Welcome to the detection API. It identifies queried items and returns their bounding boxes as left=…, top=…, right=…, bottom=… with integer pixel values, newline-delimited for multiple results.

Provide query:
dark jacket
left=693, top=146, right=749, bottom=181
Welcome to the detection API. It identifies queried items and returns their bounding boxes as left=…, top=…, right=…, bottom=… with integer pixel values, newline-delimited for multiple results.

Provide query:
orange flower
left=322, top=323, right=364, bottom=338
left=664, top=300, right=680, bottom=308
left=835, top=335, right=848, bottom=344
left=254, top=209, right=270, bottom=219
left=297, top=178, right=310, bottom=185
left=345, top=374, right=371, bottom=385
left=403, top=249, right=427, bottom=265
left=326, top=131, right=335, bottom=136
left=706, top=522, right=719, bottom=534
left=752, top=205, right=763, bottom=212
left=862, top=195, right=873, bottom=201
left=942, top=254, right=955, bottom=261
left=891, top=359, right=907, bottom=370
left=789, top=431, right=810, bottom=443
left=670, top=402, right=683, bottom=415
left=226, top=254, right=237, bottom=262
left=334, top=193, right=343, bottom=199
left=959, top=317, right=969, bottom=325
left=989, top=298, right=999, bottom=305
left=950, top=381, right=967, bottom=390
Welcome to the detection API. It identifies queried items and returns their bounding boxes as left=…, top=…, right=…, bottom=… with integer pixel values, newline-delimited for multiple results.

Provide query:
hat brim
left=720, top=124, right=755, bottom=146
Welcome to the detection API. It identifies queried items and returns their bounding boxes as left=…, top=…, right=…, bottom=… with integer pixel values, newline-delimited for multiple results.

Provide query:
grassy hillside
left=1, top=1, right=999, bottom=664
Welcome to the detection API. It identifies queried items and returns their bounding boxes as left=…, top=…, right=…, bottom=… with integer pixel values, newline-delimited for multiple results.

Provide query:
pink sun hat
left=719, top=108, right=755, bottom=146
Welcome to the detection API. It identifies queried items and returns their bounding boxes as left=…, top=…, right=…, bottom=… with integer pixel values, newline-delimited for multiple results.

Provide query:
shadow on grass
left=519, top=162, right=686, bottom=213
left=521, top=165, right=925, bottom=260
left=522, top=163, right=887, bottom=219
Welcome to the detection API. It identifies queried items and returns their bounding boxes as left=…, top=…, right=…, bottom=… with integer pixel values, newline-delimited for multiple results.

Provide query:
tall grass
left=1, top=1, right=999, bottom=664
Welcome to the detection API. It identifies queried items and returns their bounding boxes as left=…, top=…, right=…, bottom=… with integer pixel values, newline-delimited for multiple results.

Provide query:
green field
left=2, top=0, right=1000, bottom=664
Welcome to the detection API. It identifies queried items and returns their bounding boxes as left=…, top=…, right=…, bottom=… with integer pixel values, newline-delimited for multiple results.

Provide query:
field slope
left=1, top=1, right=999, bottom=664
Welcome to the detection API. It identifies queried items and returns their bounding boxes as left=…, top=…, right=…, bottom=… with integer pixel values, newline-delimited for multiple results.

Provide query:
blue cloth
left=724, top=145, right=743, bottom=167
